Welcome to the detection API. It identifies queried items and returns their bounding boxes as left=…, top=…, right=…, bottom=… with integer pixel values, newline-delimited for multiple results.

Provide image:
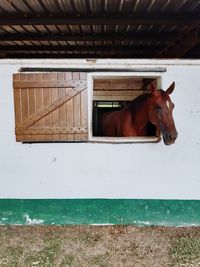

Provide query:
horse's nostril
left=168, top=134, right=172, bottom=141
left=168, top=133, right=177, bottom=141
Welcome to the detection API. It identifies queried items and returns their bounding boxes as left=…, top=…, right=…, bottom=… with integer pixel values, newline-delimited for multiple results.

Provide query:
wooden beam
left=0, top=53, right=154, bottom=59
left=0, top=32, right=177, bottom=42
left=156, top=28, right=200, bottom=58
left=16, top=127, right=88, bottom=135
left=0, top=15, right=199, bottom=26
left=13, top=80, right=87, bottom=88
left=0, top=45, right=164, bottom=53
left=93, top=90, right=142, bottom=101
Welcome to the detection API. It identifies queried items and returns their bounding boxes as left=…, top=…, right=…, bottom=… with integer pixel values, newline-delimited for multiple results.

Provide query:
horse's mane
left=125, top=92, right=151, bottom=112
left=125, top=90, right=166, bottom=112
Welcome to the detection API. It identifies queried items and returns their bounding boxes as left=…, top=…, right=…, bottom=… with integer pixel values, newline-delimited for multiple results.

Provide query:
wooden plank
left=65, top=72, right=73, bottom=141
left=80, top=72, right=87, bottom=80
left=20, top=76, right=28, bottom=122
left=66, top=81, right=74, bottom=141
left=35, top=73, right=45, bottom=141
left=42, top=73, right=52, bottom=141
left=157, top=28, right=200, bottom=58
left=80, top=89, right=88, bottom=141
left=73, top=93, right=81, bottom=140
left=50, top=73, right=59, bottom=141
left=0, top=32, right=177, bottom=42
left=16, top=127, right=87, bottom=135
left=20, top=74, right=28, bottom=142
left=26, top=73, right=34, bottom=141
left=73, top=72, right=81, bottom=141
left=93, top=95, right=138, bottom=101
left=58, top=72, right=67, bottom=141
left=13, top=73, right=23, bottom=142
left=1, top=15, right=199, bottom=26
left=14, top=80, right=87, bottom=88
left=94, top=79, right=143, bottom=90
left=0, top=45, right=163, bottom=53
left=94, top=90, right=142, bottom=96
left=66, top=98, right=74, bottom=141
left=93, top=91, right=142, bottom=101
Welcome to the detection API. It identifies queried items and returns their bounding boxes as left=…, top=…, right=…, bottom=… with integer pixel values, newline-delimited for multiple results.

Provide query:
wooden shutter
left=13, top=72, right=88, bottom=142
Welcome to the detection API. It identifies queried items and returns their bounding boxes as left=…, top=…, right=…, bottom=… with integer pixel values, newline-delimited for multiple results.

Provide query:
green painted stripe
left=0, top=199, right=200, bottom=226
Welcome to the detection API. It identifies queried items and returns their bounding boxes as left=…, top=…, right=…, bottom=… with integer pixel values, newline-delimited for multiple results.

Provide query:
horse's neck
left=129, top=98, right=151, bottom=132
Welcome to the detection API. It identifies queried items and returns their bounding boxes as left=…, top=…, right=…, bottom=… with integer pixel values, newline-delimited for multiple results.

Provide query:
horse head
left=149, top=82, right=178, bottom=145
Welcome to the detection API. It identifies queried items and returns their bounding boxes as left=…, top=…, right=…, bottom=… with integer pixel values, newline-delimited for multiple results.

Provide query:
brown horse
left=102, top=82, right=178, bottom=145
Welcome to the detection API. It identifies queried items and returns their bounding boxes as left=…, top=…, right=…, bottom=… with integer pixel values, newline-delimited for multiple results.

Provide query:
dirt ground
left=0, top=226, right=200, bottom=267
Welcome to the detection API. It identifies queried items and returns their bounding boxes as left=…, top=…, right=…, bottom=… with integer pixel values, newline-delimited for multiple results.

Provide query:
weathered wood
left=35, top=73, right=45, bottom=141
left=74, top=92, right=82, bottom=141
left=93, top=78, right=145, bottom=100
left=80, top=89, right=88, bottom=141
left=1, top=33, right=177, bottom=42
left=0, top=15, right=198, bottom=26
left=51, top=73, right=59, bottom=141
left=93, top=95, right=139, bottom=101
left=73, top=72, right=81, bottom=141
left=13, top=72, right=88, bottom=142
left=13, top=73, right=23, bottom=142
left=0, top=45, right=164, bottom=53
left=18, top=86, right=86, bottom=128
left=66, top=96, right=74, bottom=141
left=157, top=28, right=200, bottom=58
left=58, top=72, right=67, bottom=141
left=93, top=90, right=142, bottom=101
left=42, top=73, right=52, bottom=141
left=15, top=127, right=88, bottom=135
left=94, top=79, right=143, bottom=90
left=65, top=72, right=74, bottom=141
left=94, top=90, right=142, bottom=95
left=13, top=80, right=87, bottom=89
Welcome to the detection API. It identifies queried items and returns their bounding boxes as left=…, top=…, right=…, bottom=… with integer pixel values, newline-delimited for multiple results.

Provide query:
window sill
left=89, top=136, right=161, bottom=144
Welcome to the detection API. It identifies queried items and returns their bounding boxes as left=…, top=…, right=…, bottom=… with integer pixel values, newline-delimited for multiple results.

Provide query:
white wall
left=0, top=59, right=200, bottom=199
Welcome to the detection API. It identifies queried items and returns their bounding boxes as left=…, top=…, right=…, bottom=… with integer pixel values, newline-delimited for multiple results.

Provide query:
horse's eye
left=156, top=105, right=162, bottom=110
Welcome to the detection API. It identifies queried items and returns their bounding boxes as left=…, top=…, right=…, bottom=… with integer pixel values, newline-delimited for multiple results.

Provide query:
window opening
left=89, top=73, right=162, bottom=142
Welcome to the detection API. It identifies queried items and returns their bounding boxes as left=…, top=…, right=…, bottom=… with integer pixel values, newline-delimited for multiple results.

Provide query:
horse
left=102, top=82, right=178, bottom=145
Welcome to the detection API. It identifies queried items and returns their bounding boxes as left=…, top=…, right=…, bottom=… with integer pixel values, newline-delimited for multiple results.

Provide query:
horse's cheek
left=149, top=110, right=157, bottom=125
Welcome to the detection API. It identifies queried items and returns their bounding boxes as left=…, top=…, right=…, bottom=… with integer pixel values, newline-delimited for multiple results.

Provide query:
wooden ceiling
left=0, top=0, right=199, bottom=59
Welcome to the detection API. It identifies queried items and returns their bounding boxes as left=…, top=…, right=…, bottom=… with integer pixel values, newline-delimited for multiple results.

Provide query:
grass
left=25, top=238, right=61, bottom=267
left=89, top=252, right=110, bottom=267
left=170, top=237, right=200, bottom=265
left=60, top=255, right=75, bottom=267
left=1, top=226, right=200, bottom=267
left=0, top=246, right=24, bottom=267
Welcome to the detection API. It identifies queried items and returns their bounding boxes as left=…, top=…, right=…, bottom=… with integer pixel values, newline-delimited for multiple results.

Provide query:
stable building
left=0, top=0, right=200, bottom=225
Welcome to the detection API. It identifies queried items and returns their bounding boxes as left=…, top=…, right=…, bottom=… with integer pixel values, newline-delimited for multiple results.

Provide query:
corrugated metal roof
left=0, top=0, right=199, bottom=58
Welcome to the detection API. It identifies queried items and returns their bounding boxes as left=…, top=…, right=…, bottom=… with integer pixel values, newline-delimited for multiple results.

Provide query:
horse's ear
left=166, top=82, right=175, bottom=95
left=149, top=83, right=157, bottom=94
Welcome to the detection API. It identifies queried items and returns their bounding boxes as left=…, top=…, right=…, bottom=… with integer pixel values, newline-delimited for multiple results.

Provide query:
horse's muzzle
left=163, top=131, right=178, bottom=145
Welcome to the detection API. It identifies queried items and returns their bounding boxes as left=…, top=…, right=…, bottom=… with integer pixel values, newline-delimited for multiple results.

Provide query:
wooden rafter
left=0, top=53, right=156, bottom=59
left=0, top=45, right=164, bottom=53
left=0, top=32, right=177, bottom=42
left=0, top=15, right=199, bottom=26
left=156, top=27, right=200, bottom=58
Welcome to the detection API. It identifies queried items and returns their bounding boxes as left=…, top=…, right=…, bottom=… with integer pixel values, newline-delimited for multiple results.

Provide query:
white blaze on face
left=166, top=100, right=170, bottom=110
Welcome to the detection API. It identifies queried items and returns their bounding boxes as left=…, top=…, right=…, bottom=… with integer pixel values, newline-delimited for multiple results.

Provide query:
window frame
left=87, top=72, right=163, bottom=143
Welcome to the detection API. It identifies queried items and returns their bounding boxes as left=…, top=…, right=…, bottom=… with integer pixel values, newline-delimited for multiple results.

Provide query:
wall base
left=0, top=199, right=200, bottom=226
